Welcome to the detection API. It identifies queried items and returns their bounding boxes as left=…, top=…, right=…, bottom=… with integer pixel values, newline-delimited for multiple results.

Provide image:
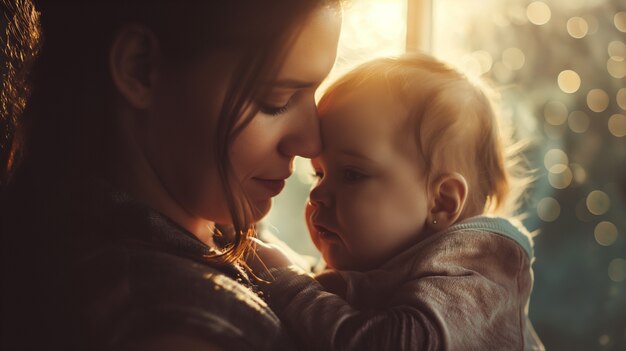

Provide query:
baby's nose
left=309, top=183, right=332, bottom=208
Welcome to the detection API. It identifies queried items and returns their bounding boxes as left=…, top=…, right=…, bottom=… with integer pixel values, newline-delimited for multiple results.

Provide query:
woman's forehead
left=276, top=7, right=341, bottom=88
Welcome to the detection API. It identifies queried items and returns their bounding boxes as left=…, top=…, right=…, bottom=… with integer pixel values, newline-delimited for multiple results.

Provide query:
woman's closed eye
left=258, top=91, right=300, bottom=116
left=259, top=99, right=291, bottom=116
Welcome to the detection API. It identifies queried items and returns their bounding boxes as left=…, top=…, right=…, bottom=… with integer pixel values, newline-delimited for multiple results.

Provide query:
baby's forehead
left=318, top=85, right=420, bottom=157
left=320, top=84, right=410, bottom=129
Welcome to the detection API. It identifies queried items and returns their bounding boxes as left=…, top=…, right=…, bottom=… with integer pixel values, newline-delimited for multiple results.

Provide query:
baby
left=253, top=54, right=544, bottom=350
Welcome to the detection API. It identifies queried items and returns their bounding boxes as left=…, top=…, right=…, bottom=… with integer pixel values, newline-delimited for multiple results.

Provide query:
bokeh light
left=557, top=70, right=581, bottom=93
left=472, top=50, right=494, bottom=74
left=598, top=334, right=611, bottom=346
left=458, top=51, right=495, bottom=77
left=526, top=1, right=551, bottom=25
left=548, top=164, right=573, bottom=189
left=458, top=54, right=485, bottom=78
left=615, top=12, right=626, bottom=32
left=544, top=148, right=569, bottom=169
left=566, top=17, right=588, bottom=38
left=502, top=47, right=525, bottom=70
left=568, top=110, right=589, bottom=133
left=586, top=89, right=609, bottom=112
left=607, top=41, right=625, bottom=60
left=617, top=88, right=626, bottom=110
left=544, top=101, right=568, bottom=125
left=594, top=221, right=618, bottom=246
left=608, top=114, right=626, bottom=137
left=608, top=258, right=626, bottom=282
left=537, top=197, right=560, bottom=222
left=607, top=57, right=626, bottom=79
left=586, top=190, right=611, bottom=215
left=599, top=334, right=610, bottom=346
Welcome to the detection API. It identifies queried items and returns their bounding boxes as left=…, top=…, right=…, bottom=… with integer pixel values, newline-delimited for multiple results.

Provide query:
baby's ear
left=428, top=173, right=468, bottom=231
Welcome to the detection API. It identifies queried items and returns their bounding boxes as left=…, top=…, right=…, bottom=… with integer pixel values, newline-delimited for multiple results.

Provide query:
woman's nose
left=278, top=99, right=322, bottom=159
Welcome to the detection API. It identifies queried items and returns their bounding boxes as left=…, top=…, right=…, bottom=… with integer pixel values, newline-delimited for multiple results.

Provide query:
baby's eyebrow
left=337, top=149, right=375, bottom=162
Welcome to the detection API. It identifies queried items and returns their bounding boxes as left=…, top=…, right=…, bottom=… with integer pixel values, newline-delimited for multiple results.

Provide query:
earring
left=432, top=219, right=438, bottom=225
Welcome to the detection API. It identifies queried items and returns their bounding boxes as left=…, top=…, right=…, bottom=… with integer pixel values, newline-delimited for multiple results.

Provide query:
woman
left=0, top=0, right=341, bottom=350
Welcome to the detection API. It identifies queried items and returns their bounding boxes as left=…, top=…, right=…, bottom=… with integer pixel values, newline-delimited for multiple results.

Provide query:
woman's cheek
left=230, top=118, right=266, bottom=174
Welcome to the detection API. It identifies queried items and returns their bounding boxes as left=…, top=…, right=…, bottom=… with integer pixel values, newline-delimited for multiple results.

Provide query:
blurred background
left=261, top=0, right=626, bottom=350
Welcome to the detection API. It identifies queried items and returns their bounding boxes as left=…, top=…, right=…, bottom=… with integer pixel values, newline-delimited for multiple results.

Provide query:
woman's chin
left=250, top=198, right=273, bottom=221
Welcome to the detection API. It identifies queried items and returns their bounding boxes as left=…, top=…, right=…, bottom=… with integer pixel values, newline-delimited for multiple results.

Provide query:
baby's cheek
left=304, top=202, right=321, bottom=249
left=361, top=209, right=411, bottom=256
left=348, top=217, right=389, bottom=258
left=345, top=196, right=384, bottom=227
left=341, top=203, right=379, bottom=239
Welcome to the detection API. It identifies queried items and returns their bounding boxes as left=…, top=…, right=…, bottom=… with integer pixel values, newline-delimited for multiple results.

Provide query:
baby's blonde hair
left=318, top=54, right=530, bottom=217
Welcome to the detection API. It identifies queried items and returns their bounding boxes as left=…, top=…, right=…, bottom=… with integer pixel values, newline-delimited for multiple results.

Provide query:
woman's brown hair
left=0, top=0, right=339, bottom=263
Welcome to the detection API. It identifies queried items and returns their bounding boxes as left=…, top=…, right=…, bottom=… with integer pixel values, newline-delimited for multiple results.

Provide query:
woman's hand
left=246, top=237, right=294, bottom=275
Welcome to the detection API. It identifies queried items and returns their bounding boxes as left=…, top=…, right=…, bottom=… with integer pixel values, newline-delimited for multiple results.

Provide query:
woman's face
left=144, top=7, right=341, bottom=225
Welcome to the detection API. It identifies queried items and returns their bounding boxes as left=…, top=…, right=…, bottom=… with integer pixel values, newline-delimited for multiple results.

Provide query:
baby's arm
left=258, top=266, right=444, bottom=351
left=248, top=241, right=443, bottom=350
left=254, top=231, right=535, bottom=351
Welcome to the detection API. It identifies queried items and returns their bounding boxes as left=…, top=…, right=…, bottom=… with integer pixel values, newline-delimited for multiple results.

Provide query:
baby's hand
left=246, top=237, right=294, bottom=275
left=315, top=270, right=348, bottom=298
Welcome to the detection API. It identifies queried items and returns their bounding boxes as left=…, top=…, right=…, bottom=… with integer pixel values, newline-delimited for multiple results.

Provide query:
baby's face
left=306, top=85, right=430, bottom=271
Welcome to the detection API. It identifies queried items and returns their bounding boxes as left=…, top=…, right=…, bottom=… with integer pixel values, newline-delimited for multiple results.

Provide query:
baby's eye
left=343, top=169, right=367, bottom=183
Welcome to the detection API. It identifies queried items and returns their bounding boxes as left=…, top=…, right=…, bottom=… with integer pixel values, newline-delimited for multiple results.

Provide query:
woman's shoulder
left=76, top=242, right=294, bottom=351
left=0, top=176, right=295, bottom=350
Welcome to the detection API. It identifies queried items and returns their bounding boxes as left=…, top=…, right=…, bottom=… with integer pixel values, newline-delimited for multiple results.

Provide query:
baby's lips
left=310, top=220, right=341, bottom=240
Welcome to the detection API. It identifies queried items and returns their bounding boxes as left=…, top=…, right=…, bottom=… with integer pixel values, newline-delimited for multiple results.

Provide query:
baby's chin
left=309, top=232, right=368, bottom=271
left=322, top=249, right=387, bottom=272
left=319, top=248, right=360, bottom=271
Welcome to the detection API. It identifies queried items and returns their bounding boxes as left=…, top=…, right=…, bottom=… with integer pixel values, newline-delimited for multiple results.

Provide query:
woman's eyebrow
left=265, top=79, right=316, bottom=89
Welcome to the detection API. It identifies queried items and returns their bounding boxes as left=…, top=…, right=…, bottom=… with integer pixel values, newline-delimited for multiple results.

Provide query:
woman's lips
left=253, top=178, right=286, bottom=196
